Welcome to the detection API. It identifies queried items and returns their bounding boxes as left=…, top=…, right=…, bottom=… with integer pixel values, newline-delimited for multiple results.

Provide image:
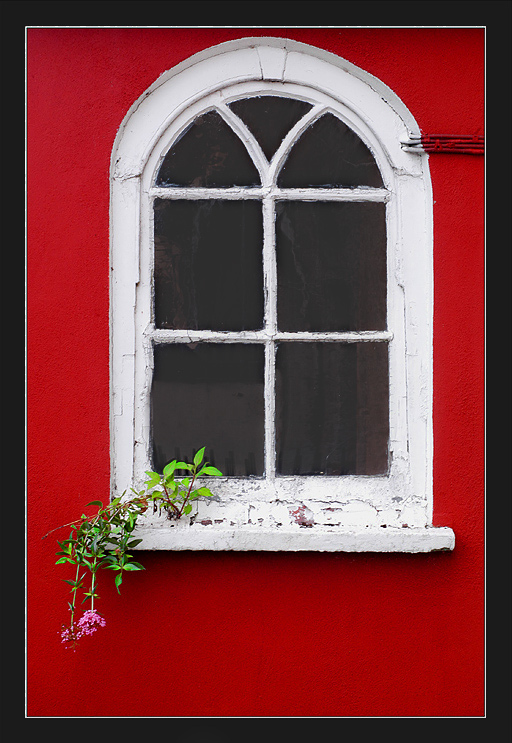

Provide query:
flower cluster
left=61, top=610, right=106, bottom=649
left=77, top=609, right=106, bottom=635
left=60, top=625, right=81, bottom=648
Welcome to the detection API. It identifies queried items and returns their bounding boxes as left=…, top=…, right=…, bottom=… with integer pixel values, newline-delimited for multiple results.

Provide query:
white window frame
left=110, top=38, right=455, bottom=552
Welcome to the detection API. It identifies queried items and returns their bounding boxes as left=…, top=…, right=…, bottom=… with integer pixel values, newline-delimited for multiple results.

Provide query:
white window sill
left=131, top=524, right=455, bottom=553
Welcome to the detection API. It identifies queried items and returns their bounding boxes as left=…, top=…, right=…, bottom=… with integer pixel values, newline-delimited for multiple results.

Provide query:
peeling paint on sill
left=131, top=523, right=455, bottom=553
left=129, top=493, right=454, bottom=553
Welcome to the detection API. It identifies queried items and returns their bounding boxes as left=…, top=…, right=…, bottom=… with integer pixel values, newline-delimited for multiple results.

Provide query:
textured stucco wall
left=27, top=27, right=484, bottom=717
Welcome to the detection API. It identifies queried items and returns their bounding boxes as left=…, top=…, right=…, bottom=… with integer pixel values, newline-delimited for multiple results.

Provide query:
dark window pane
left=276, top=342, right=389, bottom=475
left=154, top=199, right=264, bottom=330
left=277, top=113, right=384, bottom=188
left=152, top=344, right=265, bottom=476
left=275, top=201, right=387, bottom=331
left=228, top=96, right=313, bottom=161
left=156, top=110, right=261, bottom=187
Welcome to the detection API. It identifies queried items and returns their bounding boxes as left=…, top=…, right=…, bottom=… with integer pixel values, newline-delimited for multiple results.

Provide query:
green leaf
left=85, top=500, right=103, bottom=507
left=144, top=471, right=161, bottom=487
left=183, top=503, right=193, bottom=515
left=196, top=487, right=214, bottom=498
left=115, top=572, right=123, bottom=592
left=164, top=474, right=178, bottom=488
left=128, top=538, right=143, bottom=548
left=200, top=466, right=223, bottom=477
left=194, top=447, right=205, bottom=467
left=175, top=462, right=193, bottom=471
left=162, top=460, right=177, bottom=478
left=100, top=556, right=117, bottom=566
left=123, top=562, right=144, bottom=571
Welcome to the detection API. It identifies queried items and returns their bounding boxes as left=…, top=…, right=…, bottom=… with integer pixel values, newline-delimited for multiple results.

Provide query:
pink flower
left=60, top=610, right=106, bottom=649
left=76, top=609, right=106, bottom=636
left=60, top=624, right=81, bottom=649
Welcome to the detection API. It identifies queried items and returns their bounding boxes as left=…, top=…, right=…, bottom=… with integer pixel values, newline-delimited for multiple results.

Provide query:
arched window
left=111, top=38, right=454, bottom=551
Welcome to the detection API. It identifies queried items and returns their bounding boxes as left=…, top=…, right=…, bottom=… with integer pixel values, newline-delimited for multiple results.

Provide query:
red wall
left=27, top=28, right=485, bottom=717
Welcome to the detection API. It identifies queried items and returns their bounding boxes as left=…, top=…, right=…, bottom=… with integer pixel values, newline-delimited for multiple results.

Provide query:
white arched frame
left=110, top=38, right=454, bottom=552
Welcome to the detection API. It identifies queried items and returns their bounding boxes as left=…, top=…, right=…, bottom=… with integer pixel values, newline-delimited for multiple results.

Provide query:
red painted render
left=27, top=28, right=485, bottom=717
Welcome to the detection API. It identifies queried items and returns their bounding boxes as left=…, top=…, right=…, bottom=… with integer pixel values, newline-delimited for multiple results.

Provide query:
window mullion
left=274, top=187, right=390, bottom=203
left=263, top=194, right=277, bottom=479
left=149, top=187, right=265, bottom=200
left=262, top=194, right=277, bottom=334
left=274, top=331, right=393, bottom=342
left=264, top=340, right=276, bottom=479
left=149, top=329, right=269, bottom=344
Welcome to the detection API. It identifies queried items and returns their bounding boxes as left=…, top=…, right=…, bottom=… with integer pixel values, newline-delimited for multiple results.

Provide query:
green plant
left=46, top=447, right=222, bottom=649
left=144, top=446, right=223, bottom=520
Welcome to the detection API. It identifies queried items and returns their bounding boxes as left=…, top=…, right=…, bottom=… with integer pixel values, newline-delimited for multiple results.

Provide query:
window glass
left=152, top=343, right=265, bottom=476
left=151, top=102, right=388, bottom=480
left=156, top=110, right=261, bottom=187
left=154, top=199, right=264, bottom=330
left=275, top=342, right=389, bottom=475
left=228, top=96, right=313, bottom=161
left=277, top=113, right=384, bottom=188
left=275, top=201, right=387, bottom=331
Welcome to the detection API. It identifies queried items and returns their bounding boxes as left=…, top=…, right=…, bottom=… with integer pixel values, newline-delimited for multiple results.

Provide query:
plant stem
left=178, top=468, right=197, bottom=518
left=90, top=560, right=97, bottom=611
left=162, top=483, right=181, bottom=518
left=70, top=561, right=80, bottom=625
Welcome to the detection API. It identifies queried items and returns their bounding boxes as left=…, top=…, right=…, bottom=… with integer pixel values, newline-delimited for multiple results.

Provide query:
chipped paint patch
left=289, top=504, right=315, bottom=527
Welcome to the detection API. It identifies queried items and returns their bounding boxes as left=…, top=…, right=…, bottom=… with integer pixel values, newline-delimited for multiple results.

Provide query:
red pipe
left=420, top=134, right=484, bottom=154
